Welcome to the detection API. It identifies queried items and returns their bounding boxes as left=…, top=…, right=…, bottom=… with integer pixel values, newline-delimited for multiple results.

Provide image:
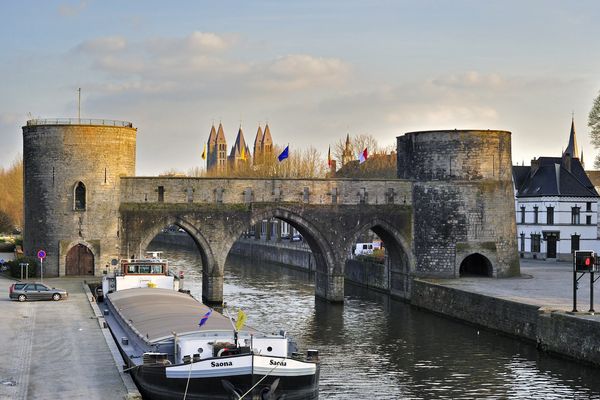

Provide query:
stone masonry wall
left=398, top=130, right=519, bottom=278
left=120, top=177, right=413, bottom=207
left=23, top=123, right=136, bottom=276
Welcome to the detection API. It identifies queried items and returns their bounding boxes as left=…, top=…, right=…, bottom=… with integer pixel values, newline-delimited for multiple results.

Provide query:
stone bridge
left=120, top=178, right=415, bottom=304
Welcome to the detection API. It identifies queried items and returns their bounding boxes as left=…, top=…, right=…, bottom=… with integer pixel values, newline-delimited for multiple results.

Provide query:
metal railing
left=26, top=118, right=133, bottom=127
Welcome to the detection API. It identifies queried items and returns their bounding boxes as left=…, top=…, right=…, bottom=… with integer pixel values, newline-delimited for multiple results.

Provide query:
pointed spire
left=563, top=116, right=579, bottom=159
left=262, top=123, right=273, bottom=155
left=581, top=150, right=585, bottom=168
left=208, top=124, right=217, bottom=145
left=215, top=122, right=226, bottom=143
left=253, top=125, right=263, bottom=155
left=229, top=125, right=248, bottom=158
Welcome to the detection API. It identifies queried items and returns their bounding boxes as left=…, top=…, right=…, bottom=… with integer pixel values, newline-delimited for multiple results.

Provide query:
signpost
left=37, top=250, right=46, bottom=283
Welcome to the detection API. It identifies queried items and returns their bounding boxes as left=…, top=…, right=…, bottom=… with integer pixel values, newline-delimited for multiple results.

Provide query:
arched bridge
left=119, top=172, right=518, bottom=304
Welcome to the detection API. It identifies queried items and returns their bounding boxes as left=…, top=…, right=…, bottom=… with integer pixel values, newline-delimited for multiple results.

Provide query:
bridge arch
left=137, top=216, right=216, bottom=277
left=238, top=206, right=341, bottom=301
left=350, top=218, right=415, bottom=299
left=458, top=252, right=493, bottom=277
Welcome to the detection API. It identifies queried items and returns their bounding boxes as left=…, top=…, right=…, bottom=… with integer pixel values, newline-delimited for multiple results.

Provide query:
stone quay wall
left=412, top=280, right=600, bottom=367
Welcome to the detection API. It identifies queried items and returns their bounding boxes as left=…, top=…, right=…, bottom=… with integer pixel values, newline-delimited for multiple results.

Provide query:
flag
left=199, top=309, right=212, bottom=327
left=278, top=145, right=289, bottom=162
left=240, top=146, right=247, bottom=161
left=359, top=148, right=368, bottom=164
left=235, top=309, right=247, bottom=331
left=327, top=146, right=331, bottom=167
left=201, top=143, right=206, bottom=160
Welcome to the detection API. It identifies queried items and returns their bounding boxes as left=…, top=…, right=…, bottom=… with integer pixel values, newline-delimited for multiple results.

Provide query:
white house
left=513, top=119, right=600, bottom=260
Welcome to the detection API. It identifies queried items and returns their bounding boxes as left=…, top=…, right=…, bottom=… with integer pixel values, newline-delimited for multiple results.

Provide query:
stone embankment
left=413, top=260, right=600, bottom=367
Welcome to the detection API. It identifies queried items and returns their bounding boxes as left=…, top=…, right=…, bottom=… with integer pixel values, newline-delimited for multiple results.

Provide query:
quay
left=0, top=276, right=139, bottom=400
left=414, top=259, right=600, bottom=367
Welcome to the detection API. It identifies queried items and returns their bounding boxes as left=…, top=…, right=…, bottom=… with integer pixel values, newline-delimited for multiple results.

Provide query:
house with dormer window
left=513, top=118, right=600, bottom=260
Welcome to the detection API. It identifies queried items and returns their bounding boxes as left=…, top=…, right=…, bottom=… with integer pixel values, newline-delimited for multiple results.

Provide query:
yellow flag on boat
left=235, top=309, right=247, bottom=331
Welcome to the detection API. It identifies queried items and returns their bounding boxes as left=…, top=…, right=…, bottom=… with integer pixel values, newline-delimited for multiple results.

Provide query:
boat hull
left=130, top=361, right=319, bottom=400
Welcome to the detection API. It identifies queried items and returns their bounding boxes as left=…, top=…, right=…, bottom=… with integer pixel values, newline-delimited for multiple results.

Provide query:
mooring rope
left=182, top=359, right=194, bottom=400
left=238, top=362, right=281, bottom=399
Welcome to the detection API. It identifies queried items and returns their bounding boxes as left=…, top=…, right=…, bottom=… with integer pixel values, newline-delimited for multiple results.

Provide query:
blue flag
left=199, top=309, right=212, bottom=327
left=278, top=146, right=289, bottom=162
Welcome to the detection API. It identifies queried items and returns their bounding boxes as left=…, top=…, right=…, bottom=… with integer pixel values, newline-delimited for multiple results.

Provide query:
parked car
left=9, top=282, right=68, bottom=302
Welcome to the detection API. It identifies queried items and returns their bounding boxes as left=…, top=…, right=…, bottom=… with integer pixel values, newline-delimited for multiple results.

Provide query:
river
left=148, top=242, right=600, bottom=399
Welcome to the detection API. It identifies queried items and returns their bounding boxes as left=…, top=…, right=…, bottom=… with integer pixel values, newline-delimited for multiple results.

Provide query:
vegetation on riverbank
left=0, top=157, right=23, bottom=232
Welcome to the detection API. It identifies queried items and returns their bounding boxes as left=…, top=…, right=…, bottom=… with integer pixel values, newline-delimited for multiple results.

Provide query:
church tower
left=341, top=133, right=353, bottom=166
left=262, top=123, right=273, bottom=158
left=207, top=123, right=227, bottom=173
left=229, top=125, right=250, bottom=170
left=253, top=125, right=264, bottom=165
left=563, top=116, right=580, bottom=159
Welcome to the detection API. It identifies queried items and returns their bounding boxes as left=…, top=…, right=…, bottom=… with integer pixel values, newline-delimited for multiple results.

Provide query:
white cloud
left=76, top=36, right=127, bottom=53
left=58, top=1, right=88, bottom=17
left=431, top=71, right=505, bottom=90
left=187, top=32, right=232, bottom=51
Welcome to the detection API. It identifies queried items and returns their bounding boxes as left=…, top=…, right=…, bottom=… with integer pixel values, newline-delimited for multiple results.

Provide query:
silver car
left=9, top=282, right=68, bottom=302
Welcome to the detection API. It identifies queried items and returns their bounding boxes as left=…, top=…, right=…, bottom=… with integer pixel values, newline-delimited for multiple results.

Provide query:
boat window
left=267, top=346, right=272, bottom=352
left=127, top=265, right=138, bottom=273
left=139, top=265, right=151, bottom=274
left=151, top=265, right=163, bottom=274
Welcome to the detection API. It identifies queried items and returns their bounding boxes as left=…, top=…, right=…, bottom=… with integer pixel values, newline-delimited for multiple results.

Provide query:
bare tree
left=589, top=90, right=600, bottom=168
left=0, top=156, right=23, bottom=230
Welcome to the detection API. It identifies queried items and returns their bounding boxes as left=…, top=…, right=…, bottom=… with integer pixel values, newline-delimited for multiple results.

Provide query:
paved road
left=0, top=276, right=128, bottom=400
left=435, top=258, right=600, bottom=312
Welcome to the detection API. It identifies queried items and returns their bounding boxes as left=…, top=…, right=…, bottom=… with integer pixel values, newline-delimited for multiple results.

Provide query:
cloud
left=259, top=55, right=350, bottom=90
left=430, top=71, right=504, bottom=90
left=75, top=36, right=127, bottom=53
left=58, top=1, right=88, bottom=17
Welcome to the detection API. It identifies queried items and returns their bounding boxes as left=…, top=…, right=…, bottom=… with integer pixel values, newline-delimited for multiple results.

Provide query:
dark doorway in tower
left=66, top=244, right=94, bottom=275
left=459, top=253, right=492, bottom=277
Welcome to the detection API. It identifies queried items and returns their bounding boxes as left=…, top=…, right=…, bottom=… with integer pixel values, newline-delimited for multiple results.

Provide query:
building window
left=546, top=207, right=554, bottom=225
left=520, top=206, right=525, bottom=224
left=571, top=206, right=580, bottom=225
left=74, top=181, right=86, bottom=211
left=571, top=234, right=580, bottom=253
left=533, top=207, right=538, bottom=224
left=587, top=202, right=592, bottom=211
left=587, top=215, right=592, bottom=225
left=520, top=233, right=525, bottom=252
left=531, top=234, right=541, bottom=253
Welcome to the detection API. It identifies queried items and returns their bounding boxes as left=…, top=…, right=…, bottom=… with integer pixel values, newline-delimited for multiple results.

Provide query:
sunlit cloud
left=58, top=0, right=88, bottom=17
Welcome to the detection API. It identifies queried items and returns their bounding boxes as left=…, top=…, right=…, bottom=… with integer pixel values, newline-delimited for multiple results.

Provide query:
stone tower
left=207, top=123, right=227, bottom=173
left=253, top=125, right=264, bottom=165
left=228, top=126, right=250, bottom=170
left=397, top=129, right=519, bottom=278
left=341, top=134, right=353, bottom=166
left=262, top=123, right=273, bottom=157
left=22, top=119, right=136, bottom=277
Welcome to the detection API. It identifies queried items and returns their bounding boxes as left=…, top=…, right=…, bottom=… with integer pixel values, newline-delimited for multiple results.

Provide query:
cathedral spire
left=563, top=116, right=579, bottom=159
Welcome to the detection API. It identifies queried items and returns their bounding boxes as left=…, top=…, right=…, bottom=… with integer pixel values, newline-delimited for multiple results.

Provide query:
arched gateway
left=65, top=244, right=95, bottom=275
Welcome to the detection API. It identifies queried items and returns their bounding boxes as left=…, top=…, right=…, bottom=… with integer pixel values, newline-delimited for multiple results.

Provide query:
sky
left=1, top=1, right=600, bottom=175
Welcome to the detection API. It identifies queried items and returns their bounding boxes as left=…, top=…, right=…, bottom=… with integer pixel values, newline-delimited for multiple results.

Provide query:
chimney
left=530, top=158, right=540, bottom=175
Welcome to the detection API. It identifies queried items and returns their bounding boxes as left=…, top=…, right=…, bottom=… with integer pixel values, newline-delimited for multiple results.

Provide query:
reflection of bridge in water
left=22, top=121, right=519, bottom=305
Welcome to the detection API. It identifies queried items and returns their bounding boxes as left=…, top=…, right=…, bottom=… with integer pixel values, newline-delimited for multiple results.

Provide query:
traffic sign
left=37, top=250, right=46, bottom=259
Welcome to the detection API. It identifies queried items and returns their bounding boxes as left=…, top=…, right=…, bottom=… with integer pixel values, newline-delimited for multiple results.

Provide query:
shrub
left=6, top=257, right=39, bottom=279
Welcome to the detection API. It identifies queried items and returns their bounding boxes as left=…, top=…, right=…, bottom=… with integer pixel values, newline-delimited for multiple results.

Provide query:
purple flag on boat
left=199, top=309, right=212, bottom=327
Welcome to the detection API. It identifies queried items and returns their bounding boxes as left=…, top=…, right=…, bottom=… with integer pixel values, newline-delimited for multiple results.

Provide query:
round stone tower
left=22, top=119, right=136, bottom=277
left=397, top=130, right=519, bottom=278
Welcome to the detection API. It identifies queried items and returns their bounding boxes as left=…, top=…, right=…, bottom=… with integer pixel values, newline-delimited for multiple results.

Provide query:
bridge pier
left=202, top=274, right=224, bottom=305
left=315, top=272, right=344, bottom=303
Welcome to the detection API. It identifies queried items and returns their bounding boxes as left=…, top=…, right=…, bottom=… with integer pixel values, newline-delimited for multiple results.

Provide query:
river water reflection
left=149, top=242, right=600, bottom=399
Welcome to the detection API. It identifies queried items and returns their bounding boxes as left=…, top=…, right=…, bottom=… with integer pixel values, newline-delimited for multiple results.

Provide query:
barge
left=101, top=255, right=320, bottom=399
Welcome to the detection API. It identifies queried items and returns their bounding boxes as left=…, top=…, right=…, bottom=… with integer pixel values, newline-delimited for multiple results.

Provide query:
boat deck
left=107, top=288, right=256, bottom=342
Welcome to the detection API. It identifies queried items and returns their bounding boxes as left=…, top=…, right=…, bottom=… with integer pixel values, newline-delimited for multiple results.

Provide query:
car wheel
left=52, top=293, right=61, bottom=301
left=18, top=294, right=26, bottom=302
